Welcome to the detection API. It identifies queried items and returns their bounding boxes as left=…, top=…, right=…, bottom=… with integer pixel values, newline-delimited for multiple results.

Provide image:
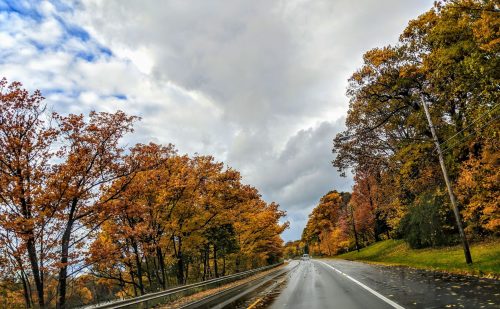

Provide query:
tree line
left=0, top=79, right=287, bottom=308
left=301, top=0, right=498, bottom=257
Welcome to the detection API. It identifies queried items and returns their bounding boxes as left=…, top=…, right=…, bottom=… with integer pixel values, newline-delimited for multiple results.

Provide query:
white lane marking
left=318, top=260, right=405, bottom=309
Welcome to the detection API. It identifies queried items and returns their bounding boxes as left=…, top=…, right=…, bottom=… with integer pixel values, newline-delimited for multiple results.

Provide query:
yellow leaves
left=90, top=146, right=287, bottom=284
left=457, top=133, right=500, bottom=234
left=1, top=288, right=26, bottom=309
left=317, top=227, right=349, bottom=256
left=401, top=9, right=437, bottom=40
left=351, top=66, right=374, bottom=82
left=76, top=287, right=93, bottom=304
left=363, top=47, right=397, bottom=68
left=303, top=190, right=352, bottom=255
left=115, top=290, right=128, bottom=299
left=485, top=219, right=500, bottom=232
left=471, top=5, right=500, bottom=52
left=398, top=64, right=422, bottom=79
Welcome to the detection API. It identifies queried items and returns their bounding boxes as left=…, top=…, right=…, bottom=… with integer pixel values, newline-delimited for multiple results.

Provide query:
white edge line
left=318, top=260, right=405, bottom=309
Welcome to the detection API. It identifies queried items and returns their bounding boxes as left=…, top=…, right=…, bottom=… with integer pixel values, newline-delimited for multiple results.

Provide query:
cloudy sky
left=0, top=0, right=434, bottom=240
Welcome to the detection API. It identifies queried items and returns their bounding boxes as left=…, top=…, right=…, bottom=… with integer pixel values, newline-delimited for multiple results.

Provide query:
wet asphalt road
left=268, top=259, right=500, bottom=309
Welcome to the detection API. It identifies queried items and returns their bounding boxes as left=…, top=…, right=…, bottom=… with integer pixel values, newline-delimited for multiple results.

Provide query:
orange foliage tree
left=302, top=191, right=351, bottom=256
left=0, top=78, right=289, bottom=307
left=333, top=0, right=499, bottom=249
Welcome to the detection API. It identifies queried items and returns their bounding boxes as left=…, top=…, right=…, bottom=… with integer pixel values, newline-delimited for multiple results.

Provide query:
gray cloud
left=2, top=0, right=435, bottom=240
left=77, top=0, right=435, bottom=240
left=248, top=120, right=353, bottom=240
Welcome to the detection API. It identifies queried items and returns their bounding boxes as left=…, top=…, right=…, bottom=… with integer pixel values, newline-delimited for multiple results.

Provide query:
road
left=268, top=259, right=499, bottom=309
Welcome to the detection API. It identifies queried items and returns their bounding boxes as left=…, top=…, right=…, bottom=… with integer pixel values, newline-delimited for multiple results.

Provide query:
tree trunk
left=151, top=253, right=161, bottom=289
left=176, top=253, right=184, bottom=284
left=145, top=256, right=153, bottom=291
left=366, top=181, right=381, bottom=242
left=129, top=270, right=138, bottom=297
left=131, top=241, right=145, bottom=295
left=19, top=186, right=44, bottom=308
left=20, top=272, right=32, bottom=308
left=57, top=219, right=74, bottom=309
left=175, top=237, right=184, bottom=285
left=213, top=244, right=218, bottom=278
left=184, top=260, right=189, bottom=283
left=202, top=246, right=208, bottom=280
left=156, top=247, right=167, bottom=289
left=196, top=257, right=201, bottom=281
left=222, top=253, right=226, bottom=276
left=27, top=236, right=44, bottom=308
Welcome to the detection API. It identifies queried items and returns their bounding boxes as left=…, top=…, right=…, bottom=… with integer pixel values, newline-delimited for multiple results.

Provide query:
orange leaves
left=457, top=138, right=500, bottom=234
left=363, top=47, right=398, bottom=68
left=89, top=144, right=287, bottom=288
left=302, top=191, right=352, bottom=256
left=0, top=78, right=288, bottom=304
left=472, top=9, right=500, bottom=52
left=0, top=78, right=146, bottom=307
left=335, top=0, right=499, bottom=253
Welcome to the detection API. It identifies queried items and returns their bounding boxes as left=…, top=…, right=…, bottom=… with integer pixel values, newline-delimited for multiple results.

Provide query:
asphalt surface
left=268, top=259, right=500, bottom=309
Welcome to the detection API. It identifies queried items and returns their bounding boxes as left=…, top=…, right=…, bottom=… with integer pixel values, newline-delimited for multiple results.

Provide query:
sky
left=0, top=0, right=435, bottom=241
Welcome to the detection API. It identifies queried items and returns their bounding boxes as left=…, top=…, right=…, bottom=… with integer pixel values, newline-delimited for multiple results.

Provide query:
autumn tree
left=87, top=149, right=288, bottom=298
left=302, top=191, right=352, bottom=256
left=49, top=111, right=139, bottom=309
left=0, top=80, right=289, bottom=307
left=0, top=78, right=58, bottom=308
left=456, top=120, right=499, bottom=236
left=333, top=0, right=499, bottom=249
left=283, top=240, right=304, bottom=259
left=0, top=78, right=147, bottom=308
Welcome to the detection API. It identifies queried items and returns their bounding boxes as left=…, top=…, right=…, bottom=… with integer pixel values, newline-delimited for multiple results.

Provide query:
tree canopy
left=0, top=79, right=287, bottom=308
left=331, top=0, right=499, bottom=251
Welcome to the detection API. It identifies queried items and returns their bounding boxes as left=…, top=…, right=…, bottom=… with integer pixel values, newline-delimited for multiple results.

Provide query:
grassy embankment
left=335, top=239, right=500, bottom=278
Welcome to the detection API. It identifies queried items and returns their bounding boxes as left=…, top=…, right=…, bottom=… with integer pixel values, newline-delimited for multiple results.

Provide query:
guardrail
left=181, top=261, right=298, bottom=309
left=88, top=262, right=283, bottom=309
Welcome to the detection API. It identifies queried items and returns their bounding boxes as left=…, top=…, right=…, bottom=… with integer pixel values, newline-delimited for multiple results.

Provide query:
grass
left=335, top=239, right=500, bottom=278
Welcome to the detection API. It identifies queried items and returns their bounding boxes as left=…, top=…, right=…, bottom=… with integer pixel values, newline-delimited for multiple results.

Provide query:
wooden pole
left=420, top=95, right=472, bottom=264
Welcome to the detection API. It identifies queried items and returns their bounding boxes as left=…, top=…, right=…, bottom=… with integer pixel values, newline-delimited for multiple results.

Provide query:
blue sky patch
left=43, top=88, right=65, bottom=95
left=43, top=88, right=81, bottom=99
left=0, top=0, right=43, bottom=21
left=0, top=1, right=115, bottom=63
left=99, top=46, right=113, bottom=57
left=75, top=51, right=97, bottom=62
left=55, top=15, right=90, bottom=42
left=113, top=94, right=128, bottom=100
left=47, top=0, right=73, bottom=13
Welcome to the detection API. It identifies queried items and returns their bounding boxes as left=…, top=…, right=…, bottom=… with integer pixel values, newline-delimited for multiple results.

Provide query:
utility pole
left=420, top=95, right=473, bottom=264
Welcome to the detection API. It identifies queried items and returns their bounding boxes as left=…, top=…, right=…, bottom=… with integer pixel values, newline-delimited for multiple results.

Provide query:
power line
left=440, top=114, right=500, bottom=154
left=340, top=105, right=499, bottom=193
left=437, top=103, right=500, bottom=149
left=348, top=114, right=499, bottom=207
left=378, top=114, right=499, bottom=213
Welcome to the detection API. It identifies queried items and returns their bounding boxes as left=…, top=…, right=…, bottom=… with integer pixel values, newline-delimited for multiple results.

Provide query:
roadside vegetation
left=337, top=240, right=500, bottom=278
left=300, top=0, right=499, bottom=272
